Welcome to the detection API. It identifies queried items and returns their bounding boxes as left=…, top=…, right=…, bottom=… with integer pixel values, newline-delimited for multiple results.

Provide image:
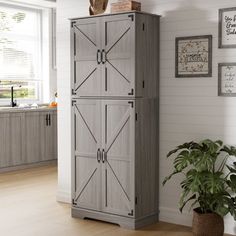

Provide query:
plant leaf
left=179, top=194, right=196, bottom=213
left=162, top=170, right=180, bottom=186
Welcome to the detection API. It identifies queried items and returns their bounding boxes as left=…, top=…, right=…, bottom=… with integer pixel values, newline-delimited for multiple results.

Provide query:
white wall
left=57, top=0, right=236, bottom=234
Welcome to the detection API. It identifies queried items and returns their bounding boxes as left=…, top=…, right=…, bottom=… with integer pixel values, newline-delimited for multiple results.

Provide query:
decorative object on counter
left=111, top=0, right=141, bottom=13
left=175, top=35, right=212, bottom=78
left=218, top=63, right=236, bottom=96
left=49, top=102, right=57, bottom=108
left=219, top=7, right=236, bottom=48
left=31, top=103, right=39, bottom=108
left=18, top=103, right=30, bottom=108
left=163, top=139, right=236, bottom=236
left=89, top=0, right=108, bottom=15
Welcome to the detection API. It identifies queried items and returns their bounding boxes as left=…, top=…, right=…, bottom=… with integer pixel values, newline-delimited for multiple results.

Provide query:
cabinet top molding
left=69, top=11, right=161, bottom=21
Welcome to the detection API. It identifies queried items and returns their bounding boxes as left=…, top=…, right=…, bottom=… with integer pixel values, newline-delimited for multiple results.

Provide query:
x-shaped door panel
left=73, top=100, right=101, bottom=211
left=102, top=15, right=135, bottom=97
left=73, top=19, right=101, bottom=97
left=101, top=100, right=135, bottom=217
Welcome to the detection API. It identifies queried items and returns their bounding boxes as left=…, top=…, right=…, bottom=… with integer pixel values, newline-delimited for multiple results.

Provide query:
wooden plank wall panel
left=57, top=0, right=236, bottom=234
left=140, top=0, right=236, bottom=235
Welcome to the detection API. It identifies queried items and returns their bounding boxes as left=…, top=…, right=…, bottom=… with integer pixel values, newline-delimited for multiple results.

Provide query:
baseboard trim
left=56, top=190, right=71, bottom=203
left=0, top=160, right=57, bottom=173
left=159, top=206, right=236, bottom=235
left=72, top=207, right=158, bottom=229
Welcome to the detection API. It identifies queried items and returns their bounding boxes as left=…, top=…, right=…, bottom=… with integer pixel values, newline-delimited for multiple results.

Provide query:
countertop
left=0, top=106, right=57, bottom=113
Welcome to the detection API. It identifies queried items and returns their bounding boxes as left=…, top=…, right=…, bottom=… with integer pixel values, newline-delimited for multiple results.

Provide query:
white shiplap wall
left=57, top=0, right=236, bottom=234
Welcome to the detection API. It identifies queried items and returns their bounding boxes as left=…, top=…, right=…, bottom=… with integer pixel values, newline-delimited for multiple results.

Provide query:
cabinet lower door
left=72, top=100, right=102, bottom=211
left=0, top=113, right=23, bottom=167
left=25, top=112, right=43, bottom=163
left=101, top=100, right=135, bottom=217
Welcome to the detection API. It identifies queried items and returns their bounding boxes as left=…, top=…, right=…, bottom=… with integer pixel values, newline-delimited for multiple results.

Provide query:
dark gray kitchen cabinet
left=0, top=112, right=24, bottom=168
left=0, top=109, right=57, bottom=170
left=71, top=12, right=160, bottom=229
left=25, top=110, right=57, bottom=163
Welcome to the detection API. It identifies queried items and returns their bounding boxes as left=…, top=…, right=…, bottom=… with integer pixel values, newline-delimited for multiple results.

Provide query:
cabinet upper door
left=101, top=100, right=135, bottom=217
left=101, top=14, right=135, bottom=97
left=72, top=100, right=102, bottom=211
left=72, top=18, right=102, bottom=97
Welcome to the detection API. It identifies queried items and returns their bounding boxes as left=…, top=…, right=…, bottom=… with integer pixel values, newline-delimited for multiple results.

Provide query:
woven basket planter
left=192, top=208, right=224, bottom=236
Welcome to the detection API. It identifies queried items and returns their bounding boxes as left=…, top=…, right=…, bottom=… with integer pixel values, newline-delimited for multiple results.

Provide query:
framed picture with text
left=219, top=7, right=236, bottom=48
left=218, top=63, right=236, bottom=96
left=175, top=35, right=212, bottom=78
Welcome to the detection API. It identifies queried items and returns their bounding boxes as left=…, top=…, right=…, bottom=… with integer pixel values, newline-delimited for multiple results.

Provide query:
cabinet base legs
left=71, top=207, right=158, bottom=229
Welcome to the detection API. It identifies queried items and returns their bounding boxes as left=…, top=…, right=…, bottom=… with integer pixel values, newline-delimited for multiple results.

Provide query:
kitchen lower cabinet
left=0, top=109, right=57, bottom=169
left=0, top=113, right=24, bottom=168
left=41, top=111, right=58, bottom=161
left=71, top=99, right=158, bottom=229
left=72, top=100, right=134, bottom=217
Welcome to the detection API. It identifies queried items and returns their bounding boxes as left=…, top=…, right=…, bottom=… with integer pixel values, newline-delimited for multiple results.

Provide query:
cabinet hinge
left=71, top=21, right=76, bottom=28
left=142, top=80, right=145, bottom=88
left=135, top=197, right=138, bottom=205
left=128, top=89, right=134, bottom=96
left=72, top=100, right=76, bottom=106
left=135, top=113, right=138, bottom=121
left=128, top=101, right=134, bottom=108
left=128, top=14, right=134, bottom=21
left=128, top=210, right=134, bottom=216
left=143, top=23, right=145, bottom=31
left=72, top=89, right=76, bottom=95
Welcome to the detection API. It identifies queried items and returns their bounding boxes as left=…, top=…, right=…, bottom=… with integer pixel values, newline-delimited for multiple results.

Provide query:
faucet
left=11, top=86, right=17, bottom=107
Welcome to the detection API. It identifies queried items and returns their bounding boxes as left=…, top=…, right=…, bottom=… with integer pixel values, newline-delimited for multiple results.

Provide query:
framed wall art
left=218, top=63, right=236, bottom=96
left=175, top=35, right=212, bottom=78
left=219, top=7, right=236, bottom=48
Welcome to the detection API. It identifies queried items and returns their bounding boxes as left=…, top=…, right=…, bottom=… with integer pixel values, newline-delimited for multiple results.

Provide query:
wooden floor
left=0, top=165, right=229, bottom=236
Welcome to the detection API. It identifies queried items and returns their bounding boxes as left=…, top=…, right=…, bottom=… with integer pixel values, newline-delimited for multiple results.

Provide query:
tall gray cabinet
left=71, top=11, right=160, bottom=229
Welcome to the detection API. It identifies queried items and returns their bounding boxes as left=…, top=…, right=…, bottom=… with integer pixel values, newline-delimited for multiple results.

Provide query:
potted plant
left=163, top=139, right=236, bottom=236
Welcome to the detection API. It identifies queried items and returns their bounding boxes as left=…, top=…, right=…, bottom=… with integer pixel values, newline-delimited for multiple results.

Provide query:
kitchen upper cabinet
left=72, top=14, right=135, bottom=98
left=0, top=109, right=57, bottom=169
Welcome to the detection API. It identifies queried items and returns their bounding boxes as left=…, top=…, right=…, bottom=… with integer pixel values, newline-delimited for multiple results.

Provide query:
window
left=0, top=4, right=42, bottom=102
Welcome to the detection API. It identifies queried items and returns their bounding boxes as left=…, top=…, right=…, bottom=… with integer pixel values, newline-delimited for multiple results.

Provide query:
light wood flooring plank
left=0, top=165, right=231, bottom=236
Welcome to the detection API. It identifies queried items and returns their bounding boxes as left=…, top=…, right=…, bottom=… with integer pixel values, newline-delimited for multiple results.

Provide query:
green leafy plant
left=163, top=139, right=236, bottom=219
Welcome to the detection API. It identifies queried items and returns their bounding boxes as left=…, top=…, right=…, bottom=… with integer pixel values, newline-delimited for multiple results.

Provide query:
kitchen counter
left=0, top=106, right=57, bottom=113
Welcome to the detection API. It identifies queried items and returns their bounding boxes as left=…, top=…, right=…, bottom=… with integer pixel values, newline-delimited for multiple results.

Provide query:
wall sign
left=175, top=35, right=212, bottom=78
left=218, top=63, right=236, bottom=96
left=219, top=7, right=236, bottom=48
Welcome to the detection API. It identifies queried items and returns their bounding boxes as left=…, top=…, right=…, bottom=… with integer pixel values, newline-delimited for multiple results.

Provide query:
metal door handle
left=102, top=149, right=106, bottom=163
left=97, top=49, right=101, bottom=64
left=97, top=148, right=101, bottom=163
left=101, top=49, right=107, bottom=64
left=46, top=114, right=49, bottom=126
left=48, top=114, right=51, bottom=126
